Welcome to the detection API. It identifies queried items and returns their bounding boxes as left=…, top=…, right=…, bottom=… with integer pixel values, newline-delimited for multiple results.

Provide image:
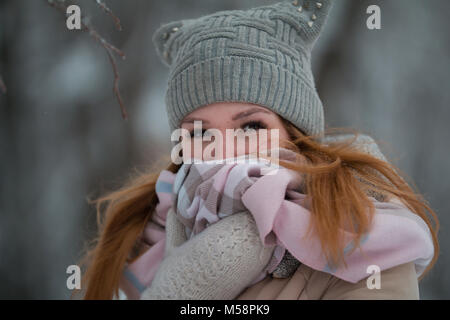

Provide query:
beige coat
left=235, top=261, right=420, bottom=300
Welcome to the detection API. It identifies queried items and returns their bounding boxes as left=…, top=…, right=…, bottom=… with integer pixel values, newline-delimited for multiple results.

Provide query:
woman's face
left=180, top=102, right=290, bottom=161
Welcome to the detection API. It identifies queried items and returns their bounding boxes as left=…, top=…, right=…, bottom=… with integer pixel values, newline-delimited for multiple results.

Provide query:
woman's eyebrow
left=181, top=117, right=210, bottom=124
left=232, top=108, right=271, bottom=120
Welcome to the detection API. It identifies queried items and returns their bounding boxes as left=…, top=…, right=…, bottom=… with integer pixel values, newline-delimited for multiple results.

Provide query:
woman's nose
left=187, top=127, right=266, bottom=162
left=204, top=128, right=259, bottom=161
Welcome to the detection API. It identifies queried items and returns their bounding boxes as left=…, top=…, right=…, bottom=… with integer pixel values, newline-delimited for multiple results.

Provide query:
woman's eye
left=190, top=129, right=205, bottom=138
left=190, top=129, right=212, bottom=138
left=242, top=121, right=266, bottom=132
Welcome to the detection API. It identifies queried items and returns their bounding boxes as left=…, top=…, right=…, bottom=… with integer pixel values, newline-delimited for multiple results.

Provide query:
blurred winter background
left=0, top=0, right=449, bottom=299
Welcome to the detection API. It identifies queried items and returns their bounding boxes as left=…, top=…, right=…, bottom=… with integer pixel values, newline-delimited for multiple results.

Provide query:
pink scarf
left=120, top=149, right=434, bottom=299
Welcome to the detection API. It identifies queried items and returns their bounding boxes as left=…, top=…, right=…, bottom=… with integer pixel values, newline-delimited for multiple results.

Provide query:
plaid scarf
left=120, top=148, right=434, bottom=299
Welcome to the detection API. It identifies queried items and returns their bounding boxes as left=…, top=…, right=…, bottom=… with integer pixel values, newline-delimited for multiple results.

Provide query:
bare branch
left=85, top=27, right=125, bottom=59
left=93, top=0, right=122, bottom=31
left=0, top=75, right=6, bottom=94
left=46, top=0, right=127, bottom=119
left=105, top=48, right=127, bottom=119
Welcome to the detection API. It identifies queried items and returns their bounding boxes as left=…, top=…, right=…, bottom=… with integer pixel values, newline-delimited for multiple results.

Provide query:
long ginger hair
left=73, top=119, right=440, bottom=300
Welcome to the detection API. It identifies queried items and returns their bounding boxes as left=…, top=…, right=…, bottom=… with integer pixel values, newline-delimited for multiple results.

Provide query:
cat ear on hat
left=273, top=0, right=333, bottom=47
left=152, top=20, right=184, bottom=67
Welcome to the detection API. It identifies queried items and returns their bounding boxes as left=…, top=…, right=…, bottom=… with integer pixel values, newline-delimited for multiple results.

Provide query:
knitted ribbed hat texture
left=152, top=0, right=333, bottom=139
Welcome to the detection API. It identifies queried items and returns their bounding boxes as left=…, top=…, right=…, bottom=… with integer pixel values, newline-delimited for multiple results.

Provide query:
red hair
left=73, top=121, right=439, bottom=299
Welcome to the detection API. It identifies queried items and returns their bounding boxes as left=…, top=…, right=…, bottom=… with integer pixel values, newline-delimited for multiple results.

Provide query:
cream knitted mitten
left=140, top=208, right=275, bottom=300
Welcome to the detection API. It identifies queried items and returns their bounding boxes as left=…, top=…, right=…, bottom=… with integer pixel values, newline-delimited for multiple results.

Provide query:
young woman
left=73, top=0, right=439, bottom=299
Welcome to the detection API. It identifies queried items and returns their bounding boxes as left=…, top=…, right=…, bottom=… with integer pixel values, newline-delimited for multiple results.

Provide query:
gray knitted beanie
left=152, top=0, right=333, bottom=139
